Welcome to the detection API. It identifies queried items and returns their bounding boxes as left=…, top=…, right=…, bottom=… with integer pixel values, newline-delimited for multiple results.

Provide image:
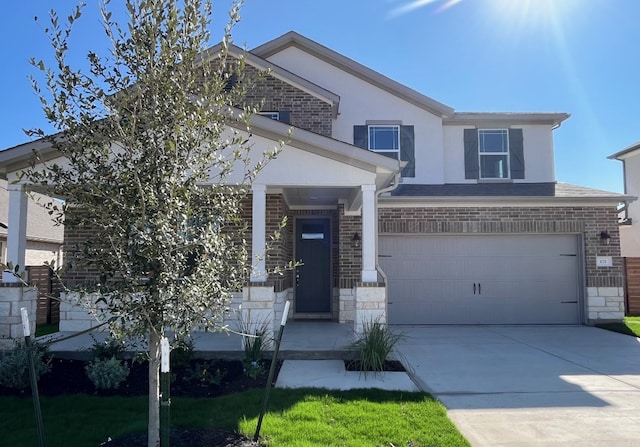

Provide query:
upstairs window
left=464, top=128, right=524, bottom=180
left=368, top=125, right=400, bottom=159
left=479, top=129, right=509, bottom=179
left=353, top=124, right=415, bottom=177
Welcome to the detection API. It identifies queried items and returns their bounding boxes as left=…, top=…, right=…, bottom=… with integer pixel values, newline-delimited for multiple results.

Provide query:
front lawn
left=1, top=388, right=469, bottom=447
left=596, top=316, right=640, bottom=337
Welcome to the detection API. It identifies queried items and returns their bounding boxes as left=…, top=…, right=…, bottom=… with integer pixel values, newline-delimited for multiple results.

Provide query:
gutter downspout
left=374, top=173, right=401, bottom=323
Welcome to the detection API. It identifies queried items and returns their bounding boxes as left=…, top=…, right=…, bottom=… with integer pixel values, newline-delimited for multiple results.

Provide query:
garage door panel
left=380, top=235, right=580, bottom=325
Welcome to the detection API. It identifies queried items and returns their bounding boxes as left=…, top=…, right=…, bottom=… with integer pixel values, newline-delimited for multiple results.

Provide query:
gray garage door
left=379, top=234, right=581, bottom=325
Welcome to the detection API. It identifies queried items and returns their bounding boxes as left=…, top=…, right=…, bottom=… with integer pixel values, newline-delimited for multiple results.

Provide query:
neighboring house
left=0, top=31, right=630, bottom=332
left=609, top=142, right=640, bottom=314
left=0, top=179, right=63, bottom=273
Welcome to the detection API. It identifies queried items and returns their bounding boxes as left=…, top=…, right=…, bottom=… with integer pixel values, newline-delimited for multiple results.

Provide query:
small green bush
left=0, top=341, right=51, bottom=389
left=349, top=318, right=403, bottom=376
left=88, top=335, right=126, bottom=361
left=184, top=360, right=226, bottom=385
left=85, top=356, right=130, bottom=390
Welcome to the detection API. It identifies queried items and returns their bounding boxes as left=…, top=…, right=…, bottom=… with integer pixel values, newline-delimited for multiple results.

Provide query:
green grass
left=1, top=388, right=469, bottom=447
left=596, top=316, right=640, bottom=337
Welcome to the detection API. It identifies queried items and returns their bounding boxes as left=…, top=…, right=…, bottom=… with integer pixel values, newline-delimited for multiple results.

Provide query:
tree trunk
left=148, top=330, right=161, bottom=447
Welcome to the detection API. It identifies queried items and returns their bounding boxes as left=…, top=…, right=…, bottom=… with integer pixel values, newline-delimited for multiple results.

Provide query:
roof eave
left=608, top=141, right=640, bottom=160
left=444, top=113, right=571, bottom=127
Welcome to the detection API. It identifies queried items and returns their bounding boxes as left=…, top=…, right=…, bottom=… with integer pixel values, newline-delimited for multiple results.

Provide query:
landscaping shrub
left=88, top=334, right=126, bottom=360
left=239, top=315, right=272, bottom=380
left=85, top=356, right=130, bottom=390
left=349, top=318, right=403, bottom=376
left=0, top=340, right=51, bottom=389
left=184, top=360, right=226, bottom=386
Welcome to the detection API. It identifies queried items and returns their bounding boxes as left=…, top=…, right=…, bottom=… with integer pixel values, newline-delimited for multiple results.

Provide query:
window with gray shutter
left=464, top=128, right=524, bottom=180
left=353, top=124, right=415, bottom=177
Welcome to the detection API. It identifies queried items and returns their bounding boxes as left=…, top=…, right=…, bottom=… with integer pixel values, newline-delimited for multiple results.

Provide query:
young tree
left=23, top=1, right=280, bottom=445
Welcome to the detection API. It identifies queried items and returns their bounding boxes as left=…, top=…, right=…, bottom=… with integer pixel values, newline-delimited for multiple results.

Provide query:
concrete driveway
left=393, top=326, right=640, bottom=447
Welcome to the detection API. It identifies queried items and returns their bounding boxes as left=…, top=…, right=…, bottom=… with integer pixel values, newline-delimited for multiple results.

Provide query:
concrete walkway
left=394, top=325, right=640, bottom=447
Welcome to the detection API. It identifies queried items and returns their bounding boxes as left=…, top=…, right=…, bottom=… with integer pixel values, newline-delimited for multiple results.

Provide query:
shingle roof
left=389, top=182, right=629, bottom=202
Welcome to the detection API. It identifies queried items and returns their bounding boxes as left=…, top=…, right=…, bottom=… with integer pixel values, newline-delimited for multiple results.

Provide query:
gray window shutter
left=464, top=129, right=479, bottom=179
left=509, top=128, right=524, bottom=179
left=353, top=125, right=368, bottom=149
left=400, top=125, right=415, bottom=177
left=278, top=111, right=291, bottom=124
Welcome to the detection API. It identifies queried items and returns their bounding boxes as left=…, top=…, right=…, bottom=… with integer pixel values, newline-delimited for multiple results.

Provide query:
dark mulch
left=344, top=359, right=406, bottom=372
left=101, top=428, right=262, bottom=447
left=1, top=357, right=279, bottom=446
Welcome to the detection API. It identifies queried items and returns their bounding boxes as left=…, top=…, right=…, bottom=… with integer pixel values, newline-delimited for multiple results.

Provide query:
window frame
left=478, top=129, right=510, bottom=180
left=259, top=111, right=280, bottom=121
left=368, top=124, right=400, bottom=160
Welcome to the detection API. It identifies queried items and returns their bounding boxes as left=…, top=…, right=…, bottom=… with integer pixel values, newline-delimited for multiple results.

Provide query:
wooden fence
left=27, top=265, right=62, bottom=325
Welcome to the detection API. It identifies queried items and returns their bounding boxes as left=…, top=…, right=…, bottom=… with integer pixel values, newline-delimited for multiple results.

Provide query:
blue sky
left=1, top=0, right=637, bottom=193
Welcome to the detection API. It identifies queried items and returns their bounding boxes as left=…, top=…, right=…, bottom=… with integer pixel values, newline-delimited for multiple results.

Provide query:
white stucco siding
left=621, top=153, right=640, bottom=257
left=521, top=125, right=556, bottom=183
left=443, top=126, right=468, bottom=183
left=443, top=124, right=556, bottom=183
left=25, top=242, right=63, bottom=267
left=256, top=142, right=378, bottom=186
left=265, top=47, right=445, bottom=185
left=218, top=133, right=378, bottom=187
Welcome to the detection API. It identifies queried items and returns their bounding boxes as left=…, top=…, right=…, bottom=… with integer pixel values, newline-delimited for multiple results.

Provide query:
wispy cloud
left=387, top=0, right=461, bottom=19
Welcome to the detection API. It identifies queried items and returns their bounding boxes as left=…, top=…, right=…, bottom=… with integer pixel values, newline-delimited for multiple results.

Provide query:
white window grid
left=368, top=125, right=400, bottom=159
left=478, top=129, right=510, bottom=179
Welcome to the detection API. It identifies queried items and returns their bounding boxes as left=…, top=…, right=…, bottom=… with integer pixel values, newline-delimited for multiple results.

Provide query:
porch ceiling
left=279, top=186, right=357, bottom=208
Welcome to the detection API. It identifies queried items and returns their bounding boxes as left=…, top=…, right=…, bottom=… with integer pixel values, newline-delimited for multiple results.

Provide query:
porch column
left=250, top=183, right=267, bottom=282
left=361, top=184, right=377, bottom=283
left=2, top=183, right=28, bottom=283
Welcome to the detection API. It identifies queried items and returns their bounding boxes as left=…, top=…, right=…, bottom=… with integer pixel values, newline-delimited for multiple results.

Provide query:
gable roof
left=252, top=31, right=455, bottom=118
left=0, top=109, right=402, bottom=187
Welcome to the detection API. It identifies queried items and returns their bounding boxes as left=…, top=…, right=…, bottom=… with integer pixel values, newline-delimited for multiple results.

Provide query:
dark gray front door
left=295, top=218, right=331, bottom=313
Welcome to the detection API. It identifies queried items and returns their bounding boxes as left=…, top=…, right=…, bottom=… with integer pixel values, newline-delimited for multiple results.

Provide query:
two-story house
left=0, top=31, right=629, bottom=333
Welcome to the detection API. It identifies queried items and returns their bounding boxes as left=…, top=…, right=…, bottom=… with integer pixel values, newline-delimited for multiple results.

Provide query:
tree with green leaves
left=22, top=1, right=281, bottom=445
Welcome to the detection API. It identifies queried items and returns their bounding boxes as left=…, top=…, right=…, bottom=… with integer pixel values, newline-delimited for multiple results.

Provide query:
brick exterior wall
left=199, top=58, right=333, bottom=136
left=62, top=211, right=103, bottom=287
left=242, top=65, right=333, bottom=137
left=378, top=205, right=623, bottom=290
left=264, top=194, right=292, bottom=290
left=338, top=204, right=362, bottom=288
